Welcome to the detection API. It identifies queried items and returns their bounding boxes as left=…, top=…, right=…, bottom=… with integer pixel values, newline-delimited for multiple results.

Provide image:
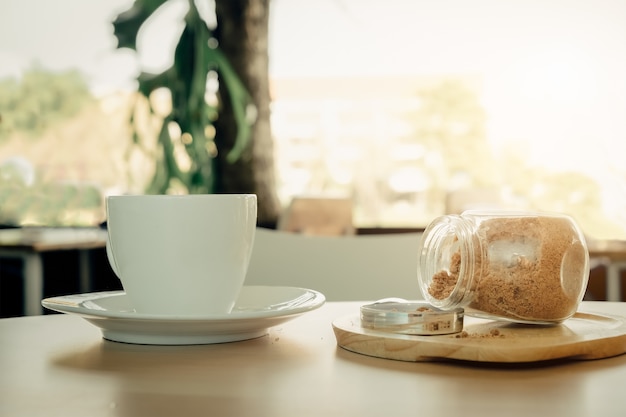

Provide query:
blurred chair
left=245, top=227, right=424, bottom=301
left=277, top=196, right=354, bottom=236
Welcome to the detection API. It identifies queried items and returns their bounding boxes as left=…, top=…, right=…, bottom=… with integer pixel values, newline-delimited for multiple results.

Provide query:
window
left=1, top=0, right=625, bottom=239
left=269, top=0, right=626, bottom=238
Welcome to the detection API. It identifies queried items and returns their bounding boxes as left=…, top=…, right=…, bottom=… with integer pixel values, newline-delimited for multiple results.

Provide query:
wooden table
left=2, top=301, right=626, bottom=416
left=0, top=227, right=108, bottom=315
left=588, top=239, right=626, bottom=301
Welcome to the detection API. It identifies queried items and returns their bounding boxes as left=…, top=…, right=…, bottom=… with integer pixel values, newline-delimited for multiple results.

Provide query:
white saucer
left=42, top=286, right=325, bottom=345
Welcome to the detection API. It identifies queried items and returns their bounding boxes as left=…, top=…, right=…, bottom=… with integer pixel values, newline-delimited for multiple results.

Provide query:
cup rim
left=107, top=194, right=256, bottom=201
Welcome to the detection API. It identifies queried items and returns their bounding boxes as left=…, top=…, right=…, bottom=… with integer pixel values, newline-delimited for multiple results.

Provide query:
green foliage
left=0, top=67, right=92, bottom=141
left=410, top=79, right=492, bottom=189
left=113, top=0, right=254, bottom=195
left=0, top=180, right=104, bottom=226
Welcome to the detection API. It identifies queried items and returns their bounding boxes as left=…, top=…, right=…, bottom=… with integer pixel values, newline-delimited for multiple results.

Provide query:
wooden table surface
left=2, top=301, right=626, bottom=417
left=588, top=239, right=626, bottom=301
left=588, top=239, right=626, bottom=261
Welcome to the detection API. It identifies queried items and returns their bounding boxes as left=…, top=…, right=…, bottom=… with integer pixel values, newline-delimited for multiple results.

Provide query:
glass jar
left=417, top=211, right=589, bottom=324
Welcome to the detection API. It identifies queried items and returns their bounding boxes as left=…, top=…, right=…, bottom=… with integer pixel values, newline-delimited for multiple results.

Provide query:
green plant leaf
left=146, top=119, right=172, bottom=194
left=116, top=0, right=254, bottom=196
left=113, top=0, right=169, bottom=51
left=207, top=47, right=254, bottom=163
left=137, top=70, right=176, bottom=97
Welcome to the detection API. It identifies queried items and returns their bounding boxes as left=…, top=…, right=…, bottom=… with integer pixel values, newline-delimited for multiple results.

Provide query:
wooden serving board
left=333, top=309, right=626, bottom=363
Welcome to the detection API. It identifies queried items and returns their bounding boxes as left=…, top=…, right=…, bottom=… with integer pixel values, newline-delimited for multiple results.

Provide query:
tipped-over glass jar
left=417, top=211, right=589, bottom=324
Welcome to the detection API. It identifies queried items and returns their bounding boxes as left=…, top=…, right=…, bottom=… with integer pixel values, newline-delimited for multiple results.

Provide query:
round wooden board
left=332, top=309, right=626, bottom=363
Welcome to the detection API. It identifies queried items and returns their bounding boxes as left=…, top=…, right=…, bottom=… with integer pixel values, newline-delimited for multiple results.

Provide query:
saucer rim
left=41, top=285, right=326, bottom=322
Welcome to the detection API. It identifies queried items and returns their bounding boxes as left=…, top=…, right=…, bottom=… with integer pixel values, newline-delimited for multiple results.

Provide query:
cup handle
left=105, top=235, right=121, bottom=278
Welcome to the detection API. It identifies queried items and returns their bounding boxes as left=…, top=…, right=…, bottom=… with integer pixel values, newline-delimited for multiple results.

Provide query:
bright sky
left=0, top=0, right=136, bottom=91
left=1, top=0, right=625, bottom=217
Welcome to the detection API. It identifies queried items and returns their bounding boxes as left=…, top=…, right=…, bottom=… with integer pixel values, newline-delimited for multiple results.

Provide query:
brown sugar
left=429, top=252, right=461, bottom=300
left=428, top=215, right=587, bottom=322
left=454, top=329, right=506, bottom=339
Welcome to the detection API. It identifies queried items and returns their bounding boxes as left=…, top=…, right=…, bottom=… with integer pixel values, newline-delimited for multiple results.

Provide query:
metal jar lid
left=360, top=300, right=464, bottom=335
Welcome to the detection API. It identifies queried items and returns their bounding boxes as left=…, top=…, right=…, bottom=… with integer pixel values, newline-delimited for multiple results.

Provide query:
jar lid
left=360, top=300, right=464, bottom=335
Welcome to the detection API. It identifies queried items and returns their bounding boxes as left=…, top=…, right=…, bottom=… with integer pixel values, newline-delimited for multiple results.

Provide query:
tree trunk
left=214, top=0, right=280, bottom=227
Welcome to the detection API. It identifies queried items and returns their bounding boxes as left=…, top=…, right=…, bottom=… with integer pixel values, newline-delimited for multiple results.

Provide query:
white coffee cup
left=106, top=194, right=257, bottom=316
